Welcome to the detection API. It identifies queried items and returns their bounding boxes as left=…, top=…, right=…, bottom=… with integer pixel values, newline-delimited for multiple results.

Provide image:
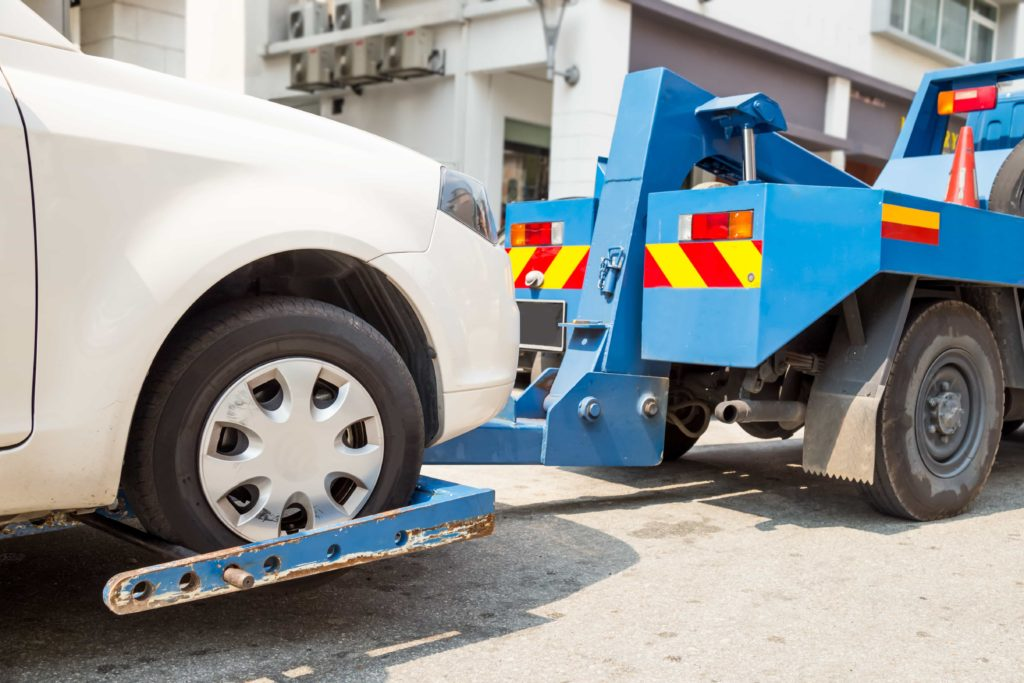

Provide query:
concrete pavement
left=1, top=423, right=1022, bottom=682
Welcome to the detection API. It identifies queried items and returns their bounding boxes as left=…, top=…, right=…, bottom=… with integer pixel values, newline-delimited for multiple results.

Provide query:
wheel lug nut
left=940, top=381, right=951, bottom=392
left=928, top=398, right=939, bottom=408
left=927, top=424, right=937, bottom=434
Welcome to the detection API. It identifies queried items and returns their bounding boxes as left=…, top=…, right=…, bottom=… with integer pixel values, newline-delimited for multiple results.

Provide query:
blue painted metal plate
left=643, top=183, right=881, bottom=367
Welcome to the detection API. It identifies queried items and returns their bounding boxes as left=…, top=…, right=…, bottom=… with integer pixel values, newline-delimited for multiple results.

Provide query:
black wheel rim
left=914, top=349, right=984, bottom=478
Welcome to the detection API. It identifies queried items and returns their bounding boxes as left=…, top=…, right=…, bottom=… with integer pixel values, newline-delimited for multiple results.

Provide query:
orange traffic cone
left=946, top=126, right=979, bottom=208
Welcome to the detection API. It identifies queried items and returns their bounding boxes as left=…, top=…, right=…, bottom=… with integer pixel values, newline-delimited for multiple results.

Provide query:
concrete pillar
left=21, top=0, right=70, bottom=39
left=456, top=71, right=500, bottom=203
left=823, top=75, right=851, bottom=170
left=548, top=0, right=631, bottom=199
left=185, top=0, right=246, bottom=91
left=80, top=0, right=185, bottom=76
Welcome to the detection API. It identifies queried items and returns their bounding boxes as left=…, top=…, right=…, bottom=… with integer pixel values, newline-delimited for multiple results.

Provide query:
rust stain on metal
left=1, top=512, right=78, bottom=536
left=105, top=513, right=495, bottom=615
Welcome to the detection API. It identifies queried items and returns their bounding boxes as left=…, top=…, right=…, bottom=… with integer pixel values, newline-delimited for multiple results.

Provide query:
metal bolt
left=927, top=424, right=937, bottom=434
left=640, top=396, right=659, bottom=418
left=940, top=381, right=951, bottom=392
left=578, top=396, right=601, bottom=422
left=928, top=397, right=939, bottom=408
left=223, top=566, right=255, bottom=590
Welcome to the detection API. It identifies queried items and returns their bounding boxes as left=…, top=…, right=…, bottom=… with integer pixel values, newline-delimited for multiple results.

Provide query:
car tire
left=122, top=296, right=424, bottom=552
left=862, top=300, right=1003, bottom=521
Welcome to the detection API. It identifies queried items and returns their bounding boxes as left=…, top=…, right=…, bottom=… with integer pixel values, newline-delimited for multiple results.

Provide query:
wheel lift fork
left=3, top=476, right=494, bottom=615
left=100, top=477, right=493, bottom=615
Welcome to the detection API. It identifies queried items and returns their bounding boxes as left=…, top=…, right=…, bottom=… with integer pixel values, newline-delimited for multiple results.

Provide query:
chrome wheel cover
left=198, top=357, right=384, bottom=542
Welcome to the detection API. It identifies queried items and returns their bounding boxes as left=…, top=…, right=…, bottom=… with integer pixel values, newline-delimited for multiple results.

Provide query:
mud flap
left=803, top=275, right=916, bottom=483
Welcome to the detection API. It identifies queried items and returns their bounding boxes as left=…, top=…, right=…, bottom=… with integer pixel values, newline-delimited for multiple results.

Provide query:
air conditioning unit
left=333, top=0, right=380, bottom=30
left=290, top=47, right=333, bottom=91
left=334, top=37, right=385, bottom=86
left=380, top=29, right=444, bottom=79
left=288, top=0, right=329, bottom=40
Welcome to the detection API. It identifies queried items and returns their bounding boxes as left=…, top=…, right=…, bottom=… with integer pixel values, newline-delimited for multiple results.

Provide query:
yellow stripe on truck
left=541, top=245, right=589, bottom=289
left=507, top=247, right=536, bottom=283
left=715, top=240, right=762, bottom=289
left=647, top=243, right=706, bottom=288
left=881, top=203, right=940, bottom=230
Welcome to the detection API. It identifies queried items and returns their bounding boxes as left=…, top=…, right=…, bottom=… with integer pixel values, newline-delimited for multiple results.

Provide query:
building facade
left=28, top=0, right=1024, bottom=209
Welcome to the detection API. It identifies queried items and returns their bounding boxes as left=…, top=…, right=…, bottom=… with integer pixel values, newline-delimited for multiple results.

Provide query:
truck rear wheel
left=863, top=300, right=1003, bottom=520
left=988, top=138, right=1024, bottom=216
left=123, top=297, right=424, bottom=552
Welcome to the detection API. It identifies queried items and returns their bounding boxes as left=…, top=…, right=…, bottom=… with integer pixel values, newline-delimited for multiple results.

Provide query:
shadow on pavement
left=0, top=509, right=638, bottom=683
left=542, top=434, right=1024, bottom=535
left=4, top=434, right=1023, bottom=681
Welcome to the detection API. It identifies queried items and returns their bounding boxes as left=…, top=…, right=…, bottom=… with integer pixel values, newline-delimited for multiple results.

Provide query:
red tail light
left=678, top=210, right=753, bottom=241
left=510, top=221, right=564, bottom=247
left=937, top=86, right=997, bottom=116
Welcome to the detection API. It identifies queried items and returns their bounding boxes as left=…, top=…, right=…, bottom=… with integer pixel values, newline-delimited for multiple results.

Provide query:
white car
left=0, top=3, right=517, bottom=551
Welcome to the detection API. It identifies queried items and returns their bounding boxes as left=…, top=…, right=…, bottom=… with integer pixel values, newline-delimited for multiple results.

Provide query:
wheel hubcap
left=915, top=349, right=982, bottom=478
left=199, top=357, right=384, bottom=542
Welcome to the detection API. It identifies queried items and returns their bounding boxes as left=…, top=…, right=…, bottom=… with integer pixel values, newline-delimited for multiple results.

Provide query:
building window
left=889, top=0, right=998, bottom=62
left=502, top=120, right=550, bottom=217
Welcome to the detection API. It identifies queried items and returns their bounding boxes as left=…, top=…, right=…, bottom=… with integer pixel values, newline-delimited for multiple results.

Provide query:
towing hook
left=525, top=270, right=545, bottom=289
left=598, top=247, right=625, bottom=297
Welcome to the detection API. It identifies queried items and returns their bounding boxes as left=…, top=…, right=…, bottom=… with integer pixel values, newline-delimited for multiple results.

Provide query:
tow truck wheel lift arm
left=426, top=67, right=864, bottom=469
left=3, top=477, right=494, bottom=615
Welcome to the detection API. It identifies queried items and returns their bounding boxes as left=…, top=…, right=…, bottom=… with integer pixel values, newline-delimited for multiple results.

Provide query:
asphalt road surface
left=2, top=423, right=1023, bottom=682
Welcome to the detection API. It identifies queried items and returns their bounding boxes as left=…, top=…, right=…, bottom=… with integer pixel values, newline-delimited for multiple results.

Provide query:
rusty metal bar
left=102, top=476, right=495, bottom=615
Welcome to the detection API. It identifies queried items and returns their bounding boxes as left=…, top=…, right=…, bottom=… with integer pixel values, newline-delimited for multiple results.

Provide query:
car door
left=0, top=66, right=36, bottom=447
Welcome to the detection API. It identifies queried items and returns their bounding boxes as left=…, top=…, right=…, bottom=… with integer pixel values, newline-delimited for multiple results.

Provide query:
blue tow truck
left=429, top=56, right=1024, bottom=524
left=12, top=57, right=1024, bottom=613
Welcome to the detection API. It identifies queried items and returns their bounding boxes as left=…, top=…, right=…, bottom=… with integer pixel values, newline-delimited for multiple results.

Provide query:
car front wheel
left=123, top=296, right=424, bottom=552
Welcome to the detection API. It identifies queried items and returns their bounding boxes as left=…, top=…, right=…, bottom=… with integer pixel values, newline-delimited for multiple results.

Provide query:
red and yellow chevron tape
left=644, top=240, right=763, bottom=288
left=508, top=246, right=589, bottom=289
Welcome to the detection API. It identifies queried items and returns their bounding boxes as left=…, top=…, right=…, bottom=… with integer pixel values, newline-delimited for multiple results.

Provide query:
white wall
left=549, top=0, right=630, bottom=198
left=654, top=0, right=990, bottom=91
left=80, top=0, right=185, bottom=75
left=319, top=69, right=551, bottom=209
left=185, top=0, right=245, bottom=91
left=326, top=75, right=459, bottom=164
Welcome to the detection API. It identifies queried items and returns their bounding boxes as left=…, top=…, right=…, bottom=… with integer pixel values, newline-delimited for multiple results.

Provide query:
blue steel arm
left=428, top=67, right=864, bottom=467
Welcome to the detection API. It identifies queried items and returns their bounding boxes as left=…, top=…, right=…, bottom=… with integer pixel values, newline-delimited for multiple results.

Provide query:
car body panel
left=0, top=66, right=36, bottom=448
left=0, top=8, right=515, bottom=516
left=372, top=211, right=519, bottom=441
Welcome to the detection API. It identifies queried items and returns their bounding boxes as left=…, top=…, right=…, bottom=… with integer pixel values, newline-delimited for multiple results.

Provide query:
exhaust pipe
left=715, top=399, right=806, bottom=428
